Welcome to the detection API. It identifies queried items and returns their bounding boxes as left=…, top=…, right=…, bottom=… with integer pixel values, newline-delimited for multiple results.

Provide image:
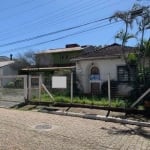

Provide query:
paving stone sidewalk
left=21, top=104, right=150, bottom=123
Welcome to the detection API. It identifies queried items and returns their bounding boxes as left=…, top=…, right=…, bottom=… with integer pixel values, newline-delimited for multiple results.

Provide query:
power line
left=0, top=0, right=36, bottom=12
left=0, top=17, right=111, bottom=48
left=0, top=21, right=121, bottom=54
left=0, top=7, right=146, bottom=48
left=0, top=6, right=146, bottom=55
left=0, top=5, right=147, bottom=48
left=0, top=0, right=105, bottom=38
left=0, top=0, right=54, bottom=21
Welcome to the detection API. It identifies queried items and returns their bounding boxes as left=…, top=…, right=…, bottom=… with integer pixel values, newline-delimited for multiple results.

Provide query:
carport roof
left=22, top=66, right=76, bottom=71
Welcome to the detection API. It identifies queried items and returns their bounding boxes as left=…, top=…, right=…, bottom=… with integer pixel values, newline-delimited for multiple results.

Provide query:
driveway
left=0, top=94, right=24, bottom=108
left=0, top=88, right=24, bottom=108
left=0, top=108, right=150, bottom=150
left=0, top=100, right=23, bottom=108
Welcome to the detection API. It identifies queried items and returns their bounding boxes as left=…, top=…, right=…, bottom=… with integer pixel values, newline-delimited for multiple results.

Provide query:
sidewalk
left=18, top=104, right=150, bottom=127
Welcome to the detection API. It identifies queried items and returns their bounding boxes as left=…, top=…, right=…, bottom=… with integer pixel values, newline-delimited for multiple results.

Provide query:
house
left=72, top=43, right=137, bottom=96
left=0, top=59, right=18, bottom=86
left=0, top=60, right=16, bottom=76
left=22, top=44, right=91, bottom=74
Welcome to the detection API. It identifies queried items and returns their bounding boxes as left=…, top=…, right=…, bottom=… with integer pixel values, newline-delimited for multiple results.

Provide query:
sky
left=0, top=0, right=149, bottom=57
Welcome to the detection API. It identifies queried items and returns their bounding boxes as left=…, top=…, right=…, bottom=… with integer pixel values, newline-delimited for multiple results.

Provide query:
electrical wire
left=0, top=0, right=105, bottom=37
left=0, top=21, right=121, bottom=54
left=0, top=7, right=146, bottom=47
left=0, top=17, right=111, bottom=48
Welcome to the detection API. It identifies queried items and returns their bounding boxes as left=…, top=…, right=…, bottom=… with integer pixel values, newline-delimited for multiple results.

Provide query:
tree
left=134, top=4, right=150, bottom=69
left=110, top=9, right=137, bottom=64
left=143, top=40, right=150, bottom=67
left=13, top=50, right=36, bottom=70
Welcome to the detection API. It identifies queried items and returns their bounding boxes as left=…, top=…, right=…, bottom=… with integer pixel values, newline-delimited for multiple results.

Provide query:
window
left=91, top=67, right=99, bottom=74
left=117, top=66, right=129, bottom=82
left=90, top=67, right=100, bottom=81
left=117, top=65, right=136, bottom=82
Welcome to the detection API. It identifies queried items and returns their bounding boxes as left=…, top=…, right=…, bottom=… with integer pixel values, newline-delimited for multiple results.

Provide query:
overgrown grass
left=31, top=93, right=125, bottom=108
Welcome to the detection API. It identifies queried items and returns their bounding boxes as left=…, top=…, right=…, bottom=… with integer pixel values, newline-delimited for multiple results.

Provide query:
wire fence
left=0, top=72, right=149, bottom=110
left=27, top=71, right=150, bottom=110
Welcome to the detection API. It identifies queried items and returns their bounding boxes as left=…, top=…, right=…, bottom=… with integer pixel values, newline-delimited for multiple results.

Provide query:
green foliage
left=115, top=30, right=135, bottom=44
left=143, top=40, right=150, bottom=57
left=33, top=93, right=126, bottom=108
left=127, top=53, right=138, bottom=64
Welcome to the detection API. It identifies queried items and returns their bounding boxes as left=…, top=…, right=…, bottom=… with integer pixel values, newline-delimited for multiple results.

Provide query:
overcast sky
left=0, top=0, right=149, bottom=57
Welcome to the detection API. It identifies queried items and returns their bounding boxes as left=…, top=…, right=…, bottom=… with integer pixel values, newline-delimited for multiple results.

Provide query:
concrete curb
left=40, top=109, right=150, bottom=128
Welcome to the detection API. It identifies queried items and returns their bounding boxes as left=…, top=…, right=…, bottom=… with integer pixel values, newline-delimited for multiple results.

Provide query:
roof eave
left=72, top=55, right=121, bottom=61
left=21, top=66, right=76, bottom=71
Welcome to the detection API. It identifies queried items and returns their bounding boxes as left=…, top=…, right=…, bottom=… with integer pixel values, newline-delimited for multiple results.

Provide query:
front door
left=91, top=83, right=100, bottom=95
left=90, top=66, right=100, bottom=95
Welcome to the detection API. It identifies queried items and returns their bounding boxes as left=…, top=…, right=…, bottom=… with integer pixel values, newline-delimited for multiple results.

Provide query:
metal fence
left=0, top=75, right=27, bottom=103
left=1, top=72, right=147, bottom=110
left=28, top=72, right=73, bottom=103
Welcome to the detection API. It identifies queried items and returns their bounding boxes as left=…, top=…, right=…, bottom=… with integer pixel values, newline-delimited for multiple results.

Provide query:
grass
left=31, top=93, right=126, bottom=108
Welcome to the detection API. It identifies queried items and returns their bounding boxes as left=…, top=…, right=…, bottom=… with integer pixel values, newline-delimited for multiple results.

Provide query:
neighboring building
left=72, top=43, right=137, bottom=96
left=22, top=44, right=91, bottom=74
left=0, top=56, right=11, bottom=61
left=0, top=60, right=18, bottom=86
left=36, top=44, right=83, bottom=67
left=0, top=60, right=17, bottom=76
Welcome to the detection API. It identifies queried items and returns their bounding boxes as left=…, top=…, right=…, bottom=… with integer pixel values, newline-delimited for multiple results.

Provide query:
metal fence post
left=71, top=72, right=73, bottom=103
left=28, top=75, right=31, bottom=101
left=108, top=73, right=111, bottom=106
left=24, top=75, right=28, bottom=103
left=39, top=75, right=42, bottom=101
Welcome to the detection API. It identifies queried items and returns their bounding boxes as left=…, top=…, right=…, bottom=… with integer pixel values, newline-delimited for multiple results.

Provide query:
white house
left=72, top=43, right=137, bottom=96
left=0, top=60, right=18, bottom=86
left=0, top=61, right=17, bottom=76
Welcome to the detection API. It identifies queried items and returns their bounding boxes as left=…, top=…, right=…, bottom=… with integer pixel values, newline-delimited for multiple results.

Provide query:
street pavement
left=0, top=108, right=149, bottom=150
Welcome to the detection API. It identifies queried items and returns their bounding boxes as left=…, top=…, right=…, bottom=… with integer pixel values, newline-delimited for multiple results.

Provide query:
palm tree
left=143, top=40, right=150, bottom=68
left=133, top=4, right=150, bottom=80
left=110, top=10, right=136, bottom=64
left=110, top=9, right=139, bottom=91
left=115, top=29, right=136, bottom=63
left=133, top=4, right=150, bottom=48
left=115, top=30, right=135, bottom=44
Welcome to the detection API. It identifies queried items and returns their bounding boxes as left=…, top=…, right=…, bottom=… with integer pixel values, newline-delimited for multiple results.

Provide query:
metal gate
left=0, top=75, right=27, bottom=107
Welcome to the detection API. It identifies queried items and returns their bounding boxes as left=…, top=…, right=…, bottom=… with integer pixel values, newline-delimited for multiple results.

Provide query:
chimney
left=10, top=54, right=13, bottom=60
left=65, top=43, right=80, bottom=48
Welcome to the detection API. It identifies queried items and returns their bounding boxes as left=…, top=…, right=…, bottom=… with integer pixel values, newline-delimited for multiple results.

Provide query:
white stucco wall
left=0, top=65, right=18, bottom=86
left=3, top=65, right=18, bottom=76
left=76, top=57, right=126, bottom=94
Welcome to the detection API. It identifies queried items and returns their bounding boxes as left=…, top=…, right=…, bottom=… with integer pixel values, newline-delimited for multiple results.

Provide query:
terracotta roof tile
left=74, top=43, right=137, bottom=60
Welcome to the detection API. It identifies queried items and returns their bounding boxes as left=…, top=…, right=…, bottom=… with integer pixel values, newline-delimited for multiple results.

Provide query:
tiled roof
left=73, top=43, right=137, bottom=60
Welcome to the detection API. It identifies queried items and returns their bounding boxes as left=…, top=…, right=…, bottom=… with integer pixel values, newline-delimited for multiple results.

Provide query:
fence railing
left=0, top=73, right=148, bottom=109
